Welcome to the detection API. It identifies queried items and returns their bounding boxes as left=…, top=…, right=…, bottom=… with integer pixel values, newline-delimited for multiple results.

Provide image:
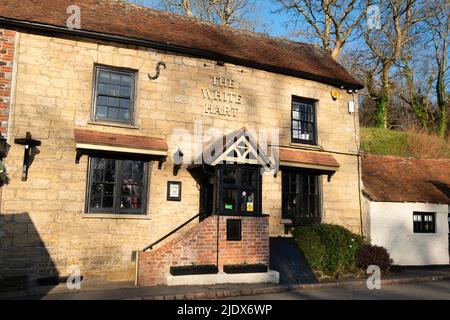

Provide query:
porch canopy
left=188, top=128, right=273, bottom=182
left=187, top=128, right=340, bottom=180
left=74, top=128, right=168, bottom=163
left=278, top=147, right=340, bottom=179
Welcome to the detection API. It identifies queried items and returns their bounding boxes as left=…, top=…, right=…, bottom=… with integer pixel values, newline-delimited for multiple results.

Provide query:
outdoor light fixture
left=14, top=132, right=41, bottom=181
left=0, top=135, right=10, bottom=159
left=173, top=148, right=184, bottom=176
left=331, top=89, right=340, bottom=100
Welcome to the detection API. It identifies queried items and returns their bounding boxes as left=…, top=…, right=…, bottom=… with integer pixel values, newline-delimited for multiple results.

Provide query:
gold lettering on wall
left=202, top=76, right=242, bottom=118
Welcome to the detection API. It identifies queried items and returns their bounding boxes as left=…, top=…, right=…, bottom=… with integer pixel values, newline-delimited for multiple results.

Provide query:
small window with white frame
left=291, top=97, right=317, bottom=145
left=413, top=212, right=436, bottom=233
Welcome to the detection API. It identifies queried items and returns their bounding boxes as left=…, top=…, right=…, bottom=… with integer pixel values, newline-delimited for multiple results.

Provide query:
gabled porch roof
left=192, top=128, right=273, bottom=169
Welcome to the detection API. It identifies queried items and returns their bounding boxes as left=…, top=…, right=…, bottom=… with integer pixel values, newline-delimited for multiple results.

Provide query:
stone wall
left=137, top=215, right=269, bottom=287
left=0, top=30, right=363, bottom=283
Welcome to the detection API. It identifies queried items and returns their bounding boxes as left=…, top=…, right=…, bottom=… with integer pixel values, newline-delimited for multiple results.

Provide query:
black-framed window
left=448, top=214, right=450, bottom=233
left=93, top=66, right=136, bottom=124
left=219, top=165, right=262, bottom=216
left=282, top=170, right=321, bottom=224
left=413, top=212, right=436, bottom=233
left=87, top=157, right=149, bottom=215
left=291, top=97, right=316, bottom=145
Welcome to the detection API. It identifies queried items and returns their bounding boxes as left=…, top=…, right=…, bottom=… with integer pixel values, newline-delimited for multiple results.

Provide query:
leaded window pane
left=223, top=189, right=236, bottom=211
left=89, top=158, right=116, bottom=211
left=87, top=157, right=147, bottom=215
left=94, top=67, right=135, bottom=124
left=282, top=170, right=320, bottom=224
left=242, top=169, right=257, bottom=187
left=219, top=166, right=260, bottom=215
left=291, top=98, right=316, bottom=144
left=223, top=168, right=238, bottom=185
left=413, top=212, right=436, bottom=233
left=240, top=191, right=255, bottom=213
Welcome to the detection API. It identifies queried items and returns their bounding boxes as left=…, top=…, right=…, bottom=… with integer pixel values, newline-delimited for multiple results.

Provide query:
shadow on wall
left=381, top=219, right=440, bottom=266
left=0, top=212, right=60, bottom=294
left=430, top=181, right=450, bottom=199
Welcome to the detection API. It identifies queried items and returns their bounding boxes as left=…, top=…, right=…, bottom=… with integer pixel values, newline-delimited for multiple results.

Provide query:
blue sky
left=129, top=0, right=294, bottom=39
left=252, top=1, right=293, bottom=37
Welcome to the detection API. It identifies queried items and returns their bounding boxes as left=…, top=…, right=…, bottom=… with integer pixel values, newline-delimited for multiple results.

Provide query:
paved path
left=2, top=268, right=450, bottom=300
left=225, top=280, right=450, bottom=300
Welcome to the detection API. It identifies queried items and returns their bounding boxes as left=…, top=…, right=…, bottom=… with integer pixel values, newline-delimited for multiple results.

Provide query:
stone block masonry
left=0, top=31, right=362, bottom=283
left=137, top=215, right=269, bottom=287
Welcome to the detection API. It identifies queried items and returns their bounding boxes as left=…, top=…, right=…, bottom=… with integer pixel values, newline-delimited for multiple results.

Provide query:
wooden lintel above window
left=74, top=129, right=168, bottom=160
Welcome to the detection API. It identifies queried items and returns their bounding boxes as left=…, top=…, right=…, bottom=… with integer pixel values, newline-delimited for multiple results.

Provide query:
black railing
left=143, top=213, right=201, bottom=252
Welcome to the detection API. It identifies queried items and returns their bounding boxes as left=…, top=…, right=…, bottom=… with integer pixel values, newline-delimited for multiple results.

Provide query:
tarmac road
left=224, top=280, right=450, bottom=300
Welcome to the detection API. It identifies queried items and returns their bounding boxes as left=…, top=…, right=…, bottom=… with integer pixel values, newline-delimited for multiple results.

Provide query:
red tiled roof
left=362, top=154, right=450, bottom=204
left=0, top=0, right=363, bottom=89
left=279, top=148, right=340, bottom=169
left=74, top=128, right=168, bottom=151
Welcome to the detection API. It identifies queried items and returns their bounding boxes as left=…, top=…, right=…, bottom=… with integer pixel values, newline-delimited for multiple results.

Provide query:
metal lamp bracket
left=148, top=62, right=166, bottom=80
left=14, top=132, right=41, bottom=181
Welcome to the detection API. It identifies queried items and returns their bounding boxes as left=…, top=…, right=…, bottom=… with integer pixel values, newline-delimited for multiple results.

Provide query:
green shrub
left=292, top=224, right=364, bottom=277
left=356, top=244, right=391, bottom=272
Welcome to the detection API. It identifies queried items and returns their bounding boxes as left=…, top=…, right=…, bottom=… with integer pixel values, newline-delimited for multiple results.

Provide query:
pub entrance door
left=200, top=179, right=215, bottom=221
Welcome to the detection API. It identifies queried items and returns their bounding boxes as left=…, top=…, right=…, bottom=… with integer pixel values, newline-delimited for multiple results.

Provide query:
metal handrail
left=143, top=213, right=201, bottom=252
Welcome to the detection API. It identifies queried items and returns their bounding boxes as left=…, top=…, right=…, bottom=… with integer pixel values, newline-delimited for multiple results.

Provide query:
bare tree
left=165, top=0, right=194, bottom=16
left=210, top=0, right=251, bottom=26
left=276, top=0, right=372, bottom=60
left=400, top=54, right=436, bottom=129
left=364, top=0, right=436, bottom=129
left=426, top=0, right=449, bottom=137
left=150, top=0, right=255, bottom=27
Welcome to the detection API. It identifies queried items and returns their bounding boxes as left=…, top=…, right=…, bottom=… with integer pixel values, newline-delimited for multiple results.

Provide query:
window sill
left=413, top=232, right=437, bottom=235
left=285, top=143, right=323, bottom=151
left=87, top=121, right=140, bottom=130
left=82, top=213, right=150, bottom=220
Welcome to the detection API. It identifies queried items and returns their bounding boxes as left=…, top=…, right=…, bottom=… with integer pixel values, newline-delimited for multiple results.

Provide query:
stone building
left=0, top=0, right=364, bottom=286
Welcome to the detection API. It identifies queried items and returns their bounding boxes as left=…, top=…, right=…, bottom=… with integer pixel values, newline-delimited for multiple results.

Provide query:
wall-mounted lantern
left=173, top=148, right=184, bottom=176
left=0, top=135, right=10, bottom=159
left=14, top=132, right=41, bottom=181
